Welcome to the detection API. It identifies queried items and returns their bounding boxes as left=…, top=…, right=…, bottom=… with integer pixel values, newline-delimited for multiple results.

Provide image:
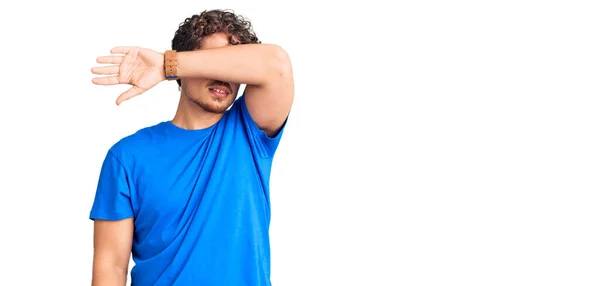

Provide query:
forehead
left=200, top=32, right=230, bottom=49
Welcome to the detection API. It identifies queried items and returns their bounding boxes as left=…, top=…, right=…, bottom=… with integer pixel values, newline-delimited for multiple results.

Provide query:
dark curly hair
left=171, top=9, right=261, bottom=86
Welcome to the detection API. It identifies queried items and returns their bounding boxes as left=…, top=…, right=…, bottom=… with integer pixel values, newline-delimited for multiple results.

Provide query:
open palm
left=91, top=46, right=166, bottom=105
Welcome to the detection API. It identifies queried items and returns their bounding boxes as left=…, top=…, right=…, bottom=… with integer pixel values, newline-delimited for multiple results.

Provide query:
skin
left=89, top=32, right=294, bottom=285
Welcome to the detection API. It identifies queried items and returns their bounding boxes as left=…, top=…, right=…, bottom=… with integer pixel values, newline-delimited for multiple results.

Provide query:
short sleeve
left=237, top=94, right=288, bottom=158
left=89, top=151, right=134, bottom=220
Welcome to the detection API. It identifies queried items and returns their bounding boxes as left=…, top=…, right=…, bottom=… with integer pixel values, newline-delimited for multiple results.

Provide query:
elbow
left=269, top=45, right=293, bottom=79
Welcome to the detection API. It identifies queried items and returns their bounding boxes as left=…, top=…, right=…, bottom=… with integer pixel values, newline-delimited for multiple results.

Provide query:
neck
left=171, top=94, right=224, bottom=130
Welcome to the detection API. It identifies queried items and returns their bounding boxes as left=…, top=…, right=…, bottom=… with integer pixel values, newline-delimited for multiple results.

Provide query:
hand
left=91, top=46, right=166, bottom=105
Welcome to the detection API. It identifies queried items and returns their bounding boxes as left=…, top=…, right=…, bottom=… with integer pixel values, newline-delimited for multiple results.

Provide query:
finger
left=92, top=76, right=120, bottom=85
left=96, top=56, right=123, bottom=64
left=111, top=46, right=133, bottom=55
left=91, top=65, right=119, bottom=75
left=116, top=86, right=145, bottom=105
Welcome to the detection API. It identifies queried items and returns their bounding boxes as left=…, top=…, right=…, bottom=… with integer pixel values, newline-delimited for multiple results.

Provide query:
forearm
left=175, top=43, right=288, bottom=86
left=92, top=265, right=128, bottom=286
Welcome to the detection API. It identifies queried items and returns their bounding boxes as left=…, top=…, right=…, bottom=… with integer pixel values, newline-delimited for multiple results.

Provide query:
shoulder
left=223, top=93, right=287, bottom=158
left=105, top=121, right=167, bottom=162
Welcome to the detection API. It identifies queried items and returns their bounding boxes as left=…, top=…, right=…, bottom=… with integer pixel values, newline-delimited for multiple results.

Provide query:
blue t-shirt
left=89, top=95, right=286, bottom=285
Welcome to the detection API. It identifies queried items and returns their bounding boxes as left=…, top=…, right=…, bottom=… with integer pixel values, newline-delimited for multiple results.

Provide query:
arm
left=92, top=44, right=294, bottom=137
left=176, top=44, right=294, bottom=137
left=91, top=218, right=134, bottom=286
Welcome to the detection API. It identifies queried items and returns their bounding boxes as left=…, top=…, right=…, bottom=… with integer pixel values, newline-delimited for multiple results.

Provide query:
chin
left=182, top=84, right=236, bottom=114
left=192, top=95, right=235, bottom=114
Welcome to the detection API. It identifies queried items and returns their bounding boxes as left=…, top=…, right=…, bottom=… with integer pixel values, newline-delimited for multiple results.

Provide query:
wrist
left=164, top=50, right=178, bottom=81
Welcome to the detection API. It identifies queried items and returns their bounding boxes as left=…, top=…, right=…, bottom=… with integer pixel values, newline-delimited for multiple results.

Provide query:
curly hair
left=171, top=9, right=260, bottom=86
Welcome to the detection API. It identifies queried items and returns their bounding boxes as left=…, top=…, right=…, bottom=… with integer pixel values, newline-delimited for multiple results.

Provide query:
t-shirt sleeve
left=89, top=151, right=134, bottom=221
left=237, top=94, right=288, bottom=159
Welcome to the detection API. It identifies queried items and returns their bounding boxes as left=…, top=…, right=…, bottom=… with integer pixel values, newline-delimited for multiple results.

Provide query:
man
left=88, top=9, right=294, bottom=286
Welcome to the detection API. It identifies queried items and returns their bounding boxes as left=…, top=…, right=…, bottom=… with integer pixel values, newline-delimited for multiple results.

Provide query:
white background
left=1, top=0, right=599, bottom=285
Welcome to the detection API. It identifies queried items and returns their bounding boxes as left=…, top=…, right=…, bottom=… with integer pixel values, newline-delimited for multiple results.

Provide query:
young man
left=88, top=9, right=294, bottom=286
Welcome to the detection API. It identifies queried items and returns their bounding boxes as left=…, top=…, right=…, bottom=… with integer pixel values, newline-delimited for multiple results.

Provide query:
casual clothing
left=90, top=94, right=286, bottom=285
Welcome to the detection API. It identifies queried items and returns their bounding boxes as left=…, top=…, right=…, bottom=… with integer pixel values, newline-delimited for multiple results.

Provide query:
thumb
left=116, top=86, right=146, bottom=105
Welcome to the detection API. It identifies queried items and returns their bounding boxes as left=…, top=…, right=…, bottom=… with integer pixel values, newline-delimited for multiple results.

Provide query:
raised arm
left=91, top=218, right=134, bottom=286
left=92, top=43, right=294, bottom=137
left=176, top=43, right=294, bottom=136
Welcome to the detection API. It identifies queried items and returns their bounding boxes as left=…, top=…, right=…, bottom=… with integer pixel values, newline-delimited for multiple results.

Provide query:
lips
left=208, top=85, right=231, bottom=96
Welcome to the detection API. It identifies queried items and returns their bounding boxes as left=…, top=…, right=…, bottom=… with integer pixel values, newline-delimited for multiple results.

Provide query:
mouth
left=208, top=86, right=231, bottom=98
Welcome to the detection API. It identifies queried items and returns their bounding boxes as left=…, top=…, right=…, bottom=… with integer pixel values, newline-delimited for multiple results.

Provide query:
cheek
left=183, top=79, right=208, bottom=93
left=188, top=78, right=208, bottom=87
